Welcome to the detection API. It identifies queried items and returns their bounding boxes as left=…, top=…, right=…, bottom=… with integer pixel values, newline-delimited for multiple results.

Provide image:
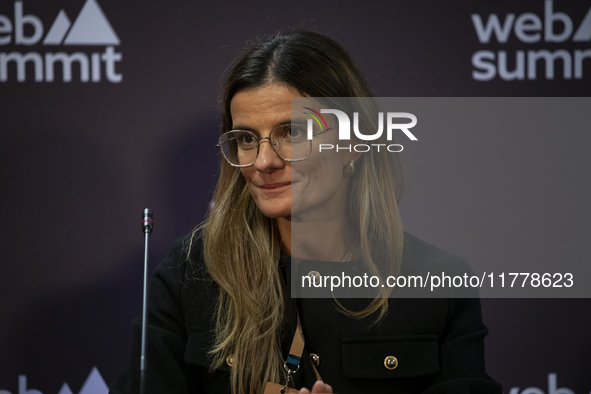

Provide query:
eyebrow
left=231, top=119, right=302, bottom=134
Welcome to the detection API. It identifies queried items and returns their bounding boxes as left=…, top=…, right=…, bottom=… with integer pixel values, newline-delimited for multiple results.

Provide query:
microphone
left=140, top=208, right=153, bottom=394
left=142, top=208, right=154, bottom=234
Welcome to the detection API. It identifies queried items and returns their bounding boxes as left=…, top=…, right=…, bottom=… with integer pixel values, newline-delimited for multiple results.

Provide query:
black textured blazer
left=110, top=230, right=502, bottom=394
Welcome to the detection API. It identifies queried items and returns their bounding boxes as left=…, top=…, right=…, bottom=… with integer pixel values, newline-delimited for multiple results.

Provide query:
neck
left=277, top=215, right=352, bottom=262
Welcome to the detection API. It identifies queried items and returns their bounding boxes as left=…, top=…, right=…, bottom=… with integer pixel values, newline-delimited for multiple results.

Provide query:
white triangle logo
left=57, top=382, right=74, bottom=394
left=63, top=0, right=120, bottom=45
left=78, top=367, right=109, bottom=394
left=43, top=10, right=72, bottom=45
left=573, top=7, right=591, bottom=41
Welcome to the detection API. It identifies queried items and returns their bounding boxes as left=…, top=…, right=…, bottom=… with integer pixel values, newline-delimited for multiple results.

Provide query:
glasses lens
left=219, top=131, right=258, bottom=166
left=271, top=124, right=311, bottom=160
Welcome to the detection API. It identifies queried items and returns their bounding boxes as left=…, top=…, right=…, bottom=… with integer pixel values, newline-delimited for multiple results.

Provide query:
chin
left=251, top=193, right=291, bottom=219
left=258, top=206, right=291, bottom=219
left=253, top=200, right=291, bottom=219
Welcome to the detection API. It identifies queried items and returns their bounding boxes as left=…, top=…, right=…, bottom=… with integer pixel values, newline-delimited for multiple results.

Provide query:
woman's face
left=230, top=83, right=359, bottom=221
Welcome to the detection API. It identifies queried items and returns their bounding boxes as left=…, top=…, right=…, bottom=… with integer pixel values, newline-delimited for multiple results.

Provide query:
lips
left=257, top=182, right=291, bottom=190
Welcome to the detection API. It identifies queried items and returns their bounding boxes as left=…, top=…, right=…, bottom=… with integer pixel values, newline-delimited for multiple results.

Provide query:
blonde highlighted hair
left=191, top=31, right=405, bottom=394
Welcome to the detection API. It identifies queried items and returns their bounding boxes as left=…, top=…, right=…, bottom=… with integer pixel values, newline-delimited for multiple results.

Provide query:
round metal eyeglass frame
left=215, top=123, right=338, bottom=167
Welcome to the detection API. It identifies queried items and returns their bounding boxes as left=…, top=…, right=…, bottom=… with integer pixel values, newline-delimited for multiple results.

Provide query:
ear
left=343, top=150, right=362, bottom=167
left=342, top=136, right=363, bottom=166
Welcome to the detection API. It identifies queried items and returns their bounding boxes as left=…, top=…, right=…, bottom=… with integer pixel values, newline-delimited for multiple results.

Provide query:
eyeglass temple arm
left=312, top=123, right=338, bottom=137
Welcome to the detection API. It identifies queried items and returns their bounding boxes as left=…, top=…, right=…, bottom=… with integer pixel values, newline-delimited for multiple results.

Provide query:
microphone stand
left=140, top=209, right=154, bottom=394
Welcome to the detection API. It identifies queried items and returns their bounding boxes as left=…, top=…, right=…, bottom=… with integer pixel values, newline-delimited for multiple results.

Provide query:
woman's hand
left=299, top=381, right=333, bottom=393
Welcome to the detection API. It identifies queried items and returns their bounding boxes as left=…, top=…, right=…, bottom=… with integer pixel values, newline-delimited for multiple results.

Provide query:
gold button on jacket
left=384, top=356, right=398, bottom=370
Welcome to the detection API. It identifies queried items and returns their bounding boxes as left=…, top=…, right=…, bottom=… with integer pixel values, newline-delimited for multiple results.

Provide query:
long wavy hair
left=191, top=30, right=405, bottom=394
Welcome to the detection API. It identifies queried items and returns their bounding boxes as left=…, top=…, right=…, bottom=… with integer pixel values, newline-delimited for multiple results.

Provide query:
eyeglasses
left=216, top=122, right=338, bottom=167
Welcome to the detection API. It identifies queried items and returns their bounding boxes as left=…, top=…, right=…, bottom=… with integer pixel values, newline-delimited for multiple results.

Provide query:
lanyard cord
left=282, top=316, right=304, bottom=391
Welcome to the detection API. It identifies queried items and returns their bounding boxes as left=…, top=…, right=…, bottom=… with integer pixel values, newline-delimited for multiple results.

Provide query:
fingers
left=299, top=380, right=334, bottom=394
left=311, top=380, right=333, bottom=393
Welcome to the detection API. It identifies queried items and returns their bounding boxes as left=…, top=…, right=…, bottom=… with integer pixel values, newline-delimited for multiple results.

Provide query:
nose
left=254, top=138, right=284, bottom=172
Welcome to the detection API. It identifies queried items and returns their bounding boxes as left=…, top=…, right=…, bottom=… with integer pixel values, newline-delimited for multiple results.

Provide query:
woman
left=110, top=31, right=502, bottom=394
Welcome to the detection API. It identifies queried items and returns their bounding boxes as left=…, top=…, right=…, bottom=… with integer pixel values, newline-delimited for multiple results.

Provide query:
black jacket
left=110, top=231, right=502, bottom=394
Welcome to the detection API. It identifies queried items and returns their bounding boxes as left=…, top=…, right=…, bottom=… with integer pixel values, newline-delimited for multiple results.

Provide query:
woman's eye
left=236, top=132, right=256, bottom=147
left=286, top=126, right=305, bottom=139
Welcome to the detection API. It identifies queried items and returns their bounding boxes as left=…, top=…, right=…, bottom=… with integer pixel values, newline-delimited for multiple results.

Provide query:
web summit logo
left=471, top=0, right=591, bottom=81
left=0, top=367, right=108, bottom=394
left=303, top=107, right=417, bottom=153
left=0, top=0, right=121, bottom=83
